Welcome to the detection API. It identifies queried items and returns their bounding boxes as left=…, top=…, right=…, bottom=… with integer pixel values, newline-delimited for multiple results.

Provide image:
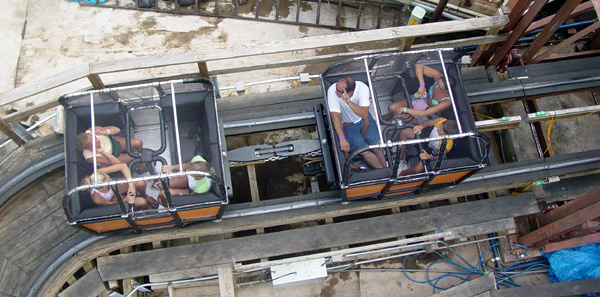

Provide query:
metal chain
left=229, top=150, right=322, bottom=166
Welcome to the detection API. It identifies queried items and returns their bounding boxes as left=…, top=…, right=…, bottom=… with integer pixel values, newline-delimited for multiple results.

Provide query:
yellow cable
left=268, top=133, right=275, bottom=146
left=511, top=183, right=533, bottom=195
left=541, top=108, right=600, bottom=157
left=299, top=128, right=312, bottom=139
left=473, top=112, right=497, bottom=120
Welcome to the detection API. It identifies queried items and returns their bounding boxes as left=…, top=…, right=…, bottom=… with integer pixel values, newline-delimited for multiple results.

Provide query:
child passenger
left=398, top=117, right=458, bottom=176
left=75, top=125, right=144, bottom=167
left=81, top=163, right=159, bottom=210
left=156, top=155, right=213, bottom=205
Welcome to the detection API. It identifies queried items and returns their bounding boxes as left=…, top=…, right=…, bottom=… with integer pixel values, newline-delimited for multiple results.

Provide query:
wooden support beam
left=87, top=73, right=105, bottom=89
left=518, top=200, right=600, bottom=247
left=538, top=187, right=600, bottom=226
left=525, top=1, right=594, bottom=34
left=543, top=232, right=600, bottom=253
left=541, top=49, right=600, bottom=62
left=58, top=269, right=106, bottom=297
left=489, top=0, right=548, bottom=67
left=218, top=265, right=235, bottom=297
left=247, top=164, right=260, bottom=202
left=475, top=116, right=521, bottom=132
left=428, top=0, right=448, bottom=24
left=530, top=21, right=600, bottom=64
left=472, top=0, right=530, bottom=66
left=198, top=62, right=209, bottom=78
left=525, top=105, right=600, bottom=122
left=521, top=0, right=584, bottom=65
left=0, top=118, right=25, bottom=146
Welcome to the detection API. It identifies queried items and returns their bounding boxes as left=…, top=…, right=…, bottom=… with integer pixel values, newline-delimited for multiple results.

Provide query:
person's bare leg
left=361, top=151, right=383, bottom=169
left=168, top=176, right=188, bottom=189
left=373, top=147, right=387, bottom=167
left=399, top=162, right=424, bottom=176
left=399, top=128, right=415, bottom=159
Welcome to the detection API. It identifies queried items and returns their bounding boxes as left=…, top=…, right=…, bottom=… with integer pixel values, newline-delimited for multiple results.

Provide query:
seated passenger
left=386, top=64, right=456, bottom=123
left=156, top=155, right=213, bottom=204
left=81, top=163, right=158, bottom=210
left=75, top=126, right=145, bottom=169
left=397, top=117, right=458, bottom=176
left=327, top=76, right=386, bottom=169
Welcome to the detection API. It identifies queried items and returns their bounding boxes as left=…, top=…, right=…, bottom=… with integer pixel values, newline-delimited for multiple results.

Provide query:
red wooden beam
left=530, top=21, right=600, bottom=64
left=519, top=201, right=600, bottom=247
left=489, top=0, right=548, bottom=67
left=471, top=0, right=530, bottom=66
left=525, top=1, right=594, bottom=34
left=543, top=232, right=600, bottom=253
left=539, top=187, right=600, bottom=226
left=521, top=0, right=584, bottom=64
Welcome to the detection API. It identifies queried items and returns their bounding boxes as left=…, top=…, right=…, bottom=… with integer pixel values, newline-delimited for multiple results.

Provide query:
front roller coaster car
left=60, top=78, right=229, bottom=234
left=320, top=48, right=490, bottom=202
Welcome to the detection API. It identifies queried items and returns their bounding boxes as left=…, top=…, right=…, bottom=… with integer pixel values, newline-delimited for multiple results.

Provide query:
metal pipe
left=89, top=93, right=99, bottom=184
left=219, top=74, right=321, bottom=91
left=170, top=82, right=184, bottom=172
left=363, top=58, right=385, bottom=144
left=63, top=79, right=190, bottom=98
left=437, top=49, right=462, bottom=133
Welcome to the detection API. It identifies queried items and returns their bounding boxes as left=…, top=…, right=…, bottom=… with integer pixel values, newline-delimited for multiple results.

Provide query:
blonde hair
left=75, top=133, right=91, bottom=151
left=81, top=172, right=109, bottom=189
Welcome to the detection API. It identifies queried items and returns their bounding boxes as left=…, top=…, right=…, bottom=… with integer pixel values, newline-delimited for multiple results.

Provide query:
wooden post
left=87, top=73, right=106, bottom=89
left=521, top=0, right=583, bottom=64
left=247, top=164, right=260, bottom=202
left=198, top=62, right=209, bottom=78
left=0, top=117, right=25, bottom=146
left=530, top=21, right=600, bottom=64
left=427, top=0, right=448, bottom=23
left=218, top=265, right=235, bottom=297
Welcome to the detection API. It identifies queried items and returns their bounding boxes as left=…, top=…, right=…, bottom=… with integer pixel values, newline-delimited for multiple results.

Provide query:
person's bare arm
left=415, top=64, right=443, bottom=97
left=406, top=100, right=451, bottom=118
left=161, top=162, right=192, bottom=173
left=90, top=194, right=114, bottom=206
left=339, top=88, right=369, bottom=120
left=331, top=112, right=350, bottom=153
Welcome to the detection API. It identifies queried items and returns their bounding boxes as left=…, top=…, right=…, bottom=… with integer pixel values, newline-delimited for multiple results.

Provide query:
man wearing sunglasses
left=327, top=76, right=386, bottom=169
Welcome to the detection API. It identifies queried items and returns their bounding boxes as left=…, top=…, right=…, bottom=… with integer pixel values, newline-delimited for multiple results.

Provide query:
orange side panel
left=135, top=216, right=174, bottom=226
left=385, top=190, right=415, bottom=197
left=389, top=181, right=424, bottom=191
left=346, top=183, right=387, bottom=198
left=177, top=206, right=222, bottom=220
left=82, top=219, right=130, bottom=233
left=429, top=171, right=471, bottom=185
left=141, top=224, right=177, bottom=231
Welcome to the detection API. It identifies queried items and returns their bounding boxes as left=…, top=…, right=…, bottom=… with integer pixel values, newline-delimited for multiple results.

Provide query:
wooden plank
left=540, top=49, right=600, bottom=62
left=0, top=258, right=27, bottom=296
left=58, top=268, right=106, bottom=297
left=525, top=1, right=594, bottom=34
left=87, top=73, right=105, bottom=89
left=490, top=277, right=600, bottom=297
left=475, top=116, right=521, bottom=132
left=246, top=164, right=260, bottom=202
left=539, top=186, right=600, bottom=226
left=489, top=0, right=548, bottom=67
left=151, top=232, right=450, bottom=283
left=518, top=200, right=600, bottom=247
left=96, top=194, right=538, bottom=281
left=445, top=218, right=515, bottom=240
left=0, top=64, right=89, bottom=107
left=433, top=273, right=496, bottom=297
left=0, top=117, right=25, bottom=145
left=530, top=21, right=600, bottom=64
left=90, top=16, right=508, bottom=74
left=217, top=265, right=235, bottom=297
left=521, top=0, right=584, bottom=64
left=543, top=232, right=600, bottom=253
left=526, top=105, right=600, bottom=122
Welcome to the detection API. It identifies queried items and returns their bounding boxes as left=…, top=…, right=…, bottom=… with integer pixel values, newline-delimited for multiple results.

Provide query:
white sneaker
left=398, top=160, right=409, bottom=172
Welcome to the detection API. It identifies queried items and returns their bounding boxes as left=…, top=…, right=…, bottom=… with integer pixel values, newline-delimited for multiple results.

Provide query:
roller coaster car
left=319, top=49, right=490, bottom=202
left=60, top=78, right=228, bottom=234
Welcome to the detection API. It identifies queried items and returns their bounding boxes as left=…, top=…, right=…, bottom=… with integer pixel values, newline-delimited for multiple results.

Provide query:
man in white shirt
left=327, top=76, right=386, bottom=169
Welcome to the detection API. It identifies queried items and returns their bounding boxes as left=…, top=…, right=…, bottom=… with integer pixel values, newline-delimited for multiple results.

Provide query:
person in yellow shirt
left=397, top=117, right=458, bottom=176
